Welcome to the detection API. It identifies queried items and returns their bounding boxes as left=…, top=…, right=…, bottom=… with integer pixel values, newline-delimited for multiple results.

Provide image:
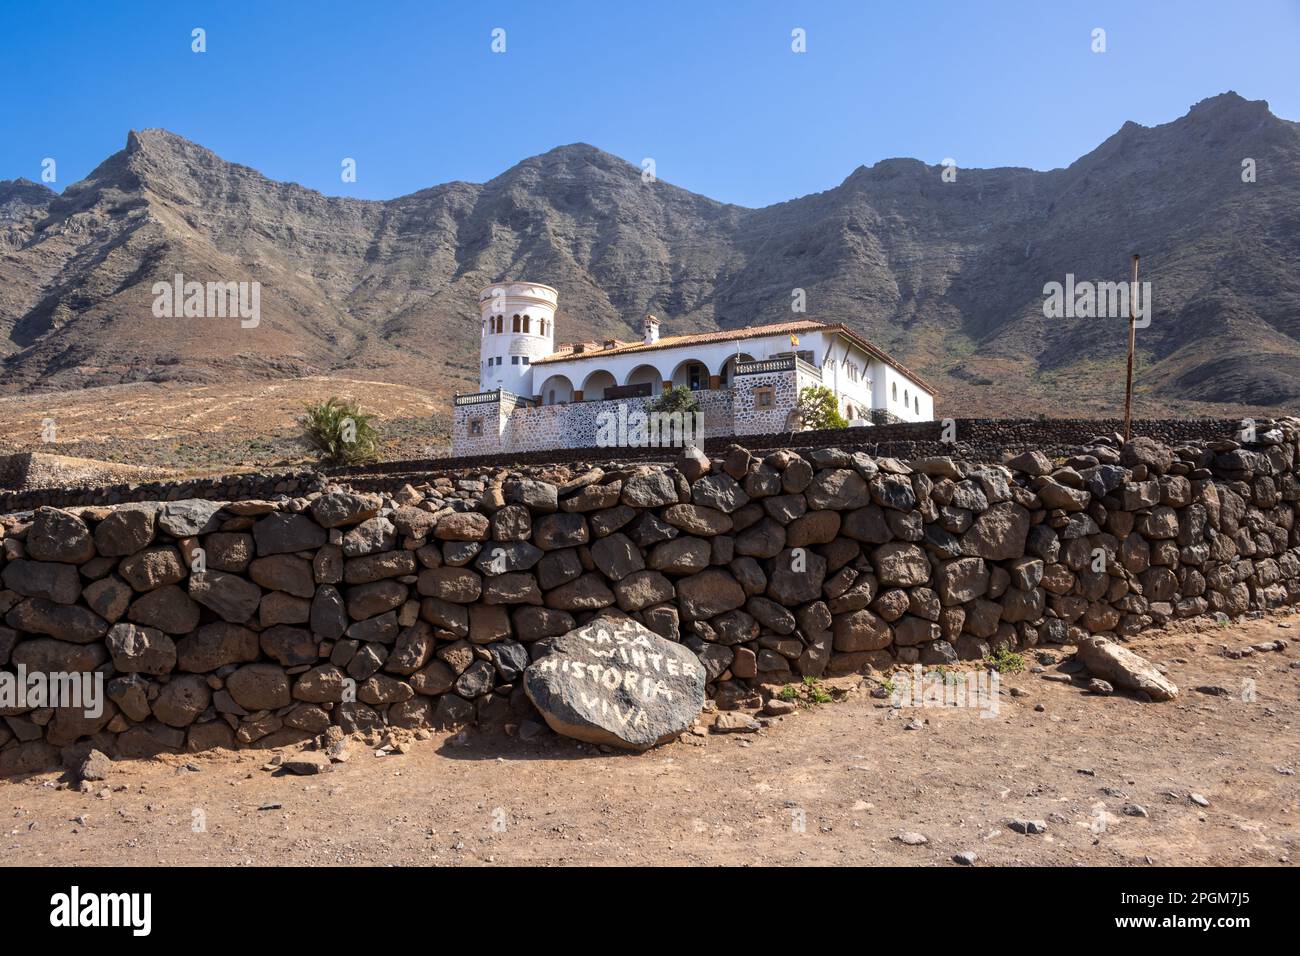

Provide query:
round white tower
left=477, top=281, right=558, bottom=397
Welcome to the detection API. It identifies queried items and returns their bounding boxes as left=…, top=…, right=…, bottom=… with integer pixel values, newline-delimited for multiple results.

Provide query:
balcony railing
left=734, top=356, right=823, bottom=380
left=735, top=357, right=794, bottom=376
left=454, top=389, right=512, bottom=406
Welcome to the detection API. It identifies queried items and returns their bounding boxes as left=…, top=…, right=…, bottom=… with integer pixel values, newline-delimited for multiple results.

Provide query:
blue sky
left=1, top=0, right=1297, bottom=207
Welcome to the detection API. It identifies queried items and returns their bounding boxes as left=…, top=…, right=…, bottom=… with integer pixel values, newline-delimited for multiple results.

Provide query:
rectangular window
left=511, top=356, right=520, bottom=365
left=754, top=386, right=775, bottom=409
left=522, top=357, right=530, bottom=365
left=468, top=418, right=484, bottom=437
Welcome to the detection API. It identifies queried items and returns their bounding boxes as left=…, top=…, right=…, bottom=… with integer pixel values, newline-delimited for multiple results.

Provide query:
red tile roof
left=532, top=319, right=935, bottom=393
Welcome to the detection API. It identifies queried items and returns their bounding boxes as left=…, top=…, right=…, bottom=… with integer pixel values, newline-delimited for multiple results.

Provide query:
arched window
left=512, top=314, right=521, bottom=333
left=892, top=382, right=898, bottom=402
left=523, top=315, right=531, bottom=334
left=495, top=315, right=503, bottom=334
left=904, top=388, right=909, bottom=406
left=915, top=395, right=920, bottom=413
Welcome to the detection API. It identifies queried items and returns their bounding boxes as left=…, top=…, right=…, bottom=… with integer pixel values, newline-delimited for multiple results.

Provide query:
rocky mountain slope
left=1, top=91, right=1297, bottom=419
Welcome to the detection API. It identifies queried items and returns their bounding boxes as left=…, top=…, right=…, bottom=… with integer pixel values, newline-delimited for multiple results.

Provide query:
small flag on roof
left=790, top=333, right=800, bottom=347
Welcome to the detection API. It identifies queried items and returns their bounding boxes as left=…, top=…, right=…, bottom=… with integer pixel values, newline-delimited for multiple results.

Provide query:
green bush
left=651, top=385, right=700, bottom=415
left=301, top=397, right=379, bottom=465
left=983, top=648, right=1025, bottom=674
left=796, top=385, right=849, bottom=430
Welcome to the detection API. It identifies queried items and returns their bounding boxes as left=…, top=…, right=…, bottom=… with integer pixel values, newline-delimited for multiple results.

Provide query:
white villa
left=452, top=281, right=935, bottom=456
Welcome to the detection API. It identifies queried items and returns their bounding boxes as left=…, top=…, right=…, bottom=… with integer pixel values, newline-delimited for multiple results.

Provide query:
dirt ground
left=0, top=376, right=449, bottom=473
left=2, top=615, right=1297, bottom=867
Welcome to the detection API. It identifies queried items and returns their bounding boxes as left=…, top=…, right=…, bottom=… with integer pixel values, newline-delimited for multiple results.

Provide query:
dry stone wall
left=3, top=418, right=1299, bottom=773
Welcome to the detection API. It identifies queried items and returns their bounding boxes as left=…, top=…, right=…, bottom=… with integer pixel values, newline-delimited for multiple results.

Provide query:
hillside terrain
left=1, top=91, right=1296, bottom=470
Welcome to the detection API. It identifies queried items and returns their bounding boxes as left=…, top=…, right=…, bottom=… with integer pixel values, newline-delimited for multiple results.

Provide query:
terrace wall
left=1, top=418, right=1297, bottom=773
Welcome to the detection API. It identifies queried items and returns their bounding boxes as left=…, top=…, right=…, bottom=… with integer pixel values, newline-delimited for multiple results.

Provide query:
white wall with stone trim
left=451, top=359, right=916, bottom=456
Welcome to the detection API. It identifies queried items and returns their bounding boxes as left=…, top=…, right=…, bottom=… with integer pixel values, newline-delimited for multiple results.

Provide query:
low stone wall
left=0, top=452, right=176, bottom=493
left=2, top=417, right=1298, bottom=773
left=0, top=417, right=1251, bottom=513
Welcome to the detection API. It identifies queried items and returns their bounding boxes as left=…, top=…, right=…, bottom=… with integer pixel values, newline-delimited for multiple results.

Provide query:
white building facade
left=454, top=281, right=935, bottom=457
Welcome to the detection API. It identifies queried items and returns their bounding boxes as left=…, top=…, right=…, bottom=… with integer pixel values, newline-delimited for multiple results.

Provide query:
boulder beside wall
left=524, top=618, right=706, bottom=751
left=1074, top=635, right=1179, bottom=701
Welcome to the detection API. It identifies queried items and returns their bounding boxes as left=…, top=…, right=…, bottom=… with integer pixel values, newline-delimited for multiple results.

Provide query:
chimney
left=644, top=314, right=661, bottom=345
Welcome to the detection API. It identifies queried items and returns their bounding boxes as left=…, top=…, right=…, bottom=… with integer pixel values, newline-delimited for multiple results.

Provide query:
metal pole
left=1123, top=253, right=1139, bottom=443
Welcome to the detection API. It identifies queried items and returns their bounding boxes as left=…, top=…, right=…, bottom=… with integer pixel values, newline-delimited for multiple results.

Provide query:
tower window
left=512, top=314, right=521, bottom=332
left=523, top=315, right=530, bottom=333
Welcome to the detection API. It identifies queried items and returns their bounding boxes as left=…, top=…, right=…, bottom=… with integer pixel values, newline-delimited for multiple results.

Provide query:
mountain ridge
left=2, top=90, right=1297, bottom=421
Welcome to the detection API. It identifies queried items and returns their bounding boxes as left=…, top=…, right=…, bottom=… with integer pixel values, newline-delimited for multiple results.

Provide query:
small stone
left=896, top=831, right=928, bottom=846
left=712, top=712, right=761, bottom=734
left=282, top=752, right=332, bottom=775
left=1009, top=818, right=1047, bottom=834
left=74, top=749, right=113, bottom=782
left=952, top=850, right=978, bottom=865
left=1190, top=793, right=1210, bottom=807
